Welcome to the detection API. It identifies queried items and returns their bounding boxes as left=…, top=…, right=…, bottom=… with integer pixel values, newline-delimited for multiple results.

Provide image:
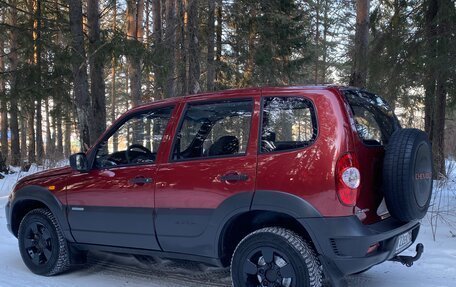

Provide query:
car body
left=6, top=86, right=430, bottom=286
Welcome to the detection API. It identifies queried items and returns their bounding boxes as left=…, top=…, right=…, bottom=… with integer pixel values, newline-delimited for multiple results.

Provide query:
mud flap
left=318, top=255, right=347, bottom=287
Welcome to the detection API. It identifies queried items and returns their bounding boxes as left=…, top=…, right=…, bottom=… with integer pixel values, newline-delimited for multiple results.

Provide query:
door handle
left=130, top=177, right=153, bottom=185
left=220, top=173, right=248, bottom=183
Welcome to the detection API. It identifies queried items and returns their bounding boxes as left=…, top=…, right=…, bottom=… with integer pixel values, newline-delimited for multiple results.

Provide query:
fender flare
left=213, top=190, right=322, bottom=258
left=251, top=190, right=322, bottom=218
left=9, top=185, right=74, bottom=241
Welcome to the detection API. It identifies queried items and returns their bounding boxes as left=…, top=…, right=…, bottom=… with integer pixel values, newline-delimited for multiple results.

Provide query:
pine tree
left=88, top=0, right=107, bottom=143
left=228, top=0, right=311, bottom=86
left=126, top=0, right=145, bottom=106
left=350, top=0, right=369, bottom=88
left=69, top=0, right=92, bottom=150
left=0, top=10, right=8, bottom=161
left=188, top=0, right=200, bottom=94
left=7, top=0, right=21, bottom=166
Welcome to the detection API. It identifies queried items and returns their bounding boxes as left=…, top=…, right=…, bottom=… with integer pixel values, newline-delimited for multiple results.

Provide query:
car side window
left=261, top=96, right=317, bottom=153
left=344, top=90, right=399, bottom=146
left=351, top=106, right=383, bottom=145
left=95, top=106, right=173, bottom=168
left=172, top=99, right=253, bottom=160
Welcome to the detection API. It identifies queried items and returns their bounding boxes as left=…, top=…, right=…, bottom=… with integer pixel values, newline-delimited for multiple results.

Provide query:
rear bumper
left=299, top=216, right=420, bottom=275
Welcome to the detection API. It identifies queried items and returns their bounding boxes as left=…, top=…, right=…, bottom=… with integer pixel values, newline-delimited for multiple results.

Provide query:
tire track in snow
left=86, top=251, right=232, bottom=287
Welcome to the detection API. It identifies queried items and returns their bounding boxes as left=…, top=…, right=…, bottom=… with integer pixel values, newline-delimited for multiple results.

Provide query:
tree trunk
left=88, top=0, right=107, bottom=144
left=8, top=0, right=21, bottom=166
left=144, top=0, right=152, bottom=99
left=56, top=114, right=63, bottom=159
left=152, top=0, right=164, bottom=96
left=322, top=0, right=328, bottom=83
left=137, top=0, right=145, bottom=40
left=32, top=0, right=44, bottom=164
left=111, top=0, right=118, bottom=152
left=0, top=98, right=7, bottom=162
left=216, top=0, right=222, bottom=62
left=177, top=0, right=188, bottom=96
left=432, top=74, right=447, bottom=178
left=206, top=0, right=215, bottom=91
left=69, top=0, right=92, bottom=150
left=64, top=114, right=72, bottom=158
left=165, top=0, right=177, bottom=97
left=152, top=0, right=162, bottom=43
left=27, top=104, right=36, bottom=164
left=126, top=0, right=144, bottom=107
left=423, top=0, right=438, bottom=140
left=0, top=24, right=8, bottom=161
left=45, top=98, right=54, bottom=157
left=36, top=101, right=44, bottom=164
left=349, top=0, right=369, bottom=88
left=215, top=0, right=222, bottom=83
left=187, top=0, right=200, bottom=94
left=126, top=0, right=145, bottom=143
left=19, top=111, right=27, bottom=167
left=430, top=0, right=452, bottom=177
left=314, top=0, right=320, bottom=84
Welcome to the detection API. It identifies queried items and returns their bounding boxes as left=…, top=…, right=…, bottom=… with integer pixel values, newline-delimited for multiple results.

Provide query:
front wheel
left=231, top=227, right=322, bottom=287
left=18, top=208, right=71, bottom=275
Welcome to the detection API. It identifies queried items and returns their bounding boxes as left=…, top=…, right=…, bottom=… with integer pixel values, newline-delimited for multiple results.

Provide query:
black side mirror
left=69, top=153, right=89, bottom=172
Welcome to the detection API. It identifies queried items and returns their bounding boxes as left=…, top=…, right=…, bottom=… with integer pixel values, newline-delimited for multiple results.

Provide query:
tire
left=18, top=208, right=71, bottom=276
left=383, top=128, right=433, bottom=222
left=231, top=227, right=322, bottom=287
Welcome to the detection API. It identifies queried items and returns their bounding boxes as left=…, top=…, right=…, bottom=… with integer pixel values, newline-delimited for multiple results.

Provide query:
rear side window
left=260, top=96, right=317, bottom=153
left=172, top=99, right=253, bottom=160
left=344, top=90, right=400, bottom=146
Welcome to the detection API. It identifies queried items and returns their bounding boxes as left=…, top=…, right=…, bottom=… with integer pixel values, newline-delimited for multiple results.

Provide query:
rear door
left=154, top=96, right=259, bottom=257
left=343, top=90, right=401, bottom=223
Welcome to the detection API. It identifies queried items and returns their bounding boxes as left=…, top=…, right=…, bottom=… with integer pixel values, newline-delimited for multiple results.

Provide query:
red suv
left=6, top=86, right=432, bottom=286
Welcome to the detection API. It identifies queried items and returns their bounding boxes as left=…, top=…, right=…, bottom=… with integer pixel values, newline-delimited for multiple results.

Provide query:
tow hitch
left=391, top=243, right=424, bottom=267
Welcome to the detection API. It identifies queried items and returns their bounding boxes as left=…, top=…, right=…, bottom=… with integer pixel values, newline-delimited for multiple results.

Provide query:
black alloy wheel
left=231, top=227, right=322, bottom=287
left=18, top=208, right=71, bottom=275
left=23, top=221, right=53, bottom=266
left=244, top=246, right=296, bottom=287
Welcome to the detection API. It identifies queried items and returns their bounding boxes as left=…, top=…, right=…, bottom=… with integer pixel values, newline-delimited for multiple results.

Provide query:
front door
left=66, top=106, right=174, bottom=249
left=155, top=97, right=259, bottom=257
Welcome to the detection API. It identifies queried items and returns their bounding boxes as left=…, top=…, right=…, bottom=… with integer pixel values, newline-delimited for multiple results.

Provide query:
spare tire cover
left=382, top=128, right=433, bottom=222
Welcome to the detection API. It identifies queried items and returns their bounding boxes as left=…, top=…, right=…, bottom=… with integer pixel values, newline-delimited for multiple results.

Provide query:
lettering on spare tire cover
left=415, top=172, right=432, bottom=180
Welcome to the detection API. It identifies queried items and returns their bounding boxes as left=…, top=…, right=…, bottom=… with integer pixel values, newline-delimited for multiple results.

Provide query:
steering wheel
left=125, top=144, right=153, bottom=163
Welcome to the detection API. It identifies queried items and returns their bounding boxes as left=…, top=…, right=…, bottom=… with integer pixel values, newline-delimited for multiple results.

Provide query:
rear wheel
left=18, top=208, right=71, bottom=275
left=231, top=227, right=322, bottom=287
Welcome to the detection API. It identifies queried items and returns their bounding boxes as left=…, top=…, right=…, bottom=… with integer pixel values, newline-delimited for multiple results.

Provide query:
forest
left=0, top=0, right=455, bottom=176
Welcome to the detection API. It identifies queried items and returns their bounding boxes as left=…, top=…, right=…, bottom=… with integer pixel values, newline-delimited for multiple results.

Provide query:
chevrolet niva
left=6, top=86, right=433, bottom=287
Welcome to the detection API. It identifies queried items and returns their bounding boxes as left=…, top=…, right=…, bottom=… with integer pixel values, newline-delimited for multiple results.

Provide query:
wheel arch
left=216, top=190, right=322, bottom=266
left=10, top=185, right=73, bottom=241
left=11, top=199, right=48, bottom=237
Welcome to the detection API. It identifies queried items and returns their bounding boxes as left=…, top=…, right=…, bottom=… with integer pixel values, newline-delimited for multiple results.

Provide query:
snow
left=0, top=164, right=455, bottom=287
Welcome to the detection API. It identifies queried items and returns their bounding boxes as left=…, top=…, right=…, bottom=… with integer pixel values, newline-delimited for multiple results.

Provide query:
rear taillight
left=336, top=153, right=361, bottom=206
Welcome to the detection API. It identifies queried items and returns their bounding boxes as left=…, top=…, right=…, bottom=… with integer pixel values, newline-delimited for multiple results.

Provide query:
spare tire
left=383, top=128, right=433, bottom=222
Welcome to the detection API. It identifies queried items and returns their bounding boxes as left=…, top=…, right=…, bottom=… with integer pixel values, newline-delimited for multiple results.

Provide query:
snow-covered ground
left=0, top=164, right=455, bottom=287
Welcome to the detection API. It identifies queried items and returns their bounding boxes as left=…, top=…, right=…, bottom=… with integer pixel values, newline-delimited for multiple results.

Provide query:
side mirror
left=69, top=153, right=89, bottom=172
